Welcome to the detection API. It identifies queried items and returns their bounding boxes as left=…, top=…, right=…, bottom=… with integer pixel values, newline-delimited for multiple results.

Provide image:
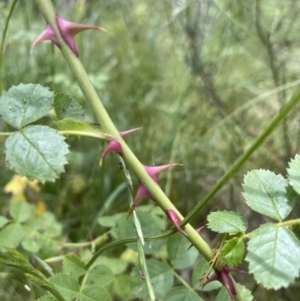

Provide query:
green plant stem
left=181, top=88, right=300, bottom=226
left=0, top=132, right=11, bottom=136
left=34, top=0, right=213, bottom=265
left=278, top=218, right=300, bottom=227
left=60, top=232, right=109, bottom=249
left=118, top=155, right=155, bottom=301
left=0, top=0, right=18, bottom=93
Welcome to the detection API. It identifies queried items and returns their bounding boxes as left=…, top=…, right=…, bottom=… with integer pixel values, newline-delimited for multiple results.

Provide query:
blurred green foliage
left=1, top=0, right=300, bottom=300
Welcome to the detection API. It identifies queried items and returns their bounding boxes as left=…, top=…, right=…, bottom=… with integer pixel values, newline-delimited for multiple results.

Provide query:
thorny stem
left=34, top=0, right=213, bottom=264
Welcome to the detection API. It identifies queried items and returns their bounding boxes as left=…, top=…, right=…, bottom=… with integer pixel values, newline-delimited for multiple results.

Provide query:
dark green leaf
left=220, top=237, right=245, bottom=266
left=163, top=287, right=203, bottom=301
left=246, top=223, right=300, bottom=289
left=54, top=92, right=85, bottom=121
left=167, top=233, right=199, bottom=269
left=0, top=84, right=53, bottom=128
left=79, top=285, right=110, bottom=301
left=10, top=201, right=34, bottom=223
left=50, top=273, right=79, bottom=300
left=242, top=170, right=294, bottom=221
left=5, top=125, right=69, bottom=183
left=207, top=211, right=248, bottom=233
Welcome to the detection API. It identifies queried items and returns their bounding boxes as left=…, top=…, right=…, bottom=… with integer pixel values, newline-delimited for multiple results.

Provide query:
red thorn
left=166, top=209, right=187, bottom=235
left=99, top=128, right=140, bottom=166
left=127, top=163, right=181, bottom=217
left=31, top=14, right=106, bottom=56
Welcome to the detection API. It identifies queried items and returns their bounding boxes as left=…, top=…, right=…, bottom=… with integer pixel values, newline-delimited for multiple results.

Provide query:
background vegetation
left=0, top=0, right=300, bottom=300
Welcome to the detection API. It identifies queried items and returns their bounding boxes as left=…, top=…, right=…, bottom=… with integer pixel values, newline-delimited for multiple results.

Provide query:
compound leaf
left=207, top=211, right=247, bottom=233
left=5, top=125, right=69, bottom=183
left=63, top=255, right=86, bottom=278
left=79, top=285, right=110, bottom=301
left=287, top=154, right=300, bottom=194
left=10, top=201, right=34, bottom=223
left=0, top=223, right=26, bottom=248
left=54, top=92, right=85, bottom=121
left=50, top=273, right=79, bottom=300
left=246, top=223, right=300, bottom=289
left=242, top=170, right=294, bottom=221
left=0, top=83, right=53, bottom=128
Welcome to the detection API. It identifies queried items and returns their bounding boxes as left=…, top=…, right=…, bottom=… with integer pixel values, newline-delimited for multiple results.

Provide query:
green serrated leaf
left=0, top=83, right=53, bottom=128
left=54, top=92, right=85, bottom=121
left=246, top=223, right=300, bottom=289
left=242, top=169, right=294, bottom=221
left=0, top=223, right=26, bottom=248
left=50, top=273, right=79, bottom=300
left=287, top=154, right=300, bottom=194
left=163, top=287, right=204, bottom=301
left=63, top=255, right=86, bottom=278
left=79, top=285, right=110, bottom=301
left=86, top=264, right=114, bottom=288
left=167, top=233, right=199, bottom=269
left=56, top=119, right=109, bottom=140
left=216, top=284, right=253, bottom=301
left=5, top=125, right=69, bottom=183
left=10, top=201, right=34, bottom=223
left=220, top=237, right=245, bottom=266
left=0, top=216, right=9, bottom=228
left=130, top=259, right=173, bottom=299
left=192, top=258, right=222, bottom=291
left=207, top=211, right=248, bottom=233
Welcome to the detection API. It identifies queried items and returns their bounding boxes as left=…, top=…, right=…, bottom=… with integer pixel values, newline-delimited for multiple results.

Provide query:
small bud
left=31, top=15, right=106, bottom=57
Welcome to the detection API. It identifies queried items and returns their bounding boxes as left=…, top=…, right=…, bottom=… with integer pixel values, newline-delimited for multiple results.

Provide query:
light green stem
left=278, top=218, right=300, bottom=227
left=118, top=155, right=155, bottom=301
